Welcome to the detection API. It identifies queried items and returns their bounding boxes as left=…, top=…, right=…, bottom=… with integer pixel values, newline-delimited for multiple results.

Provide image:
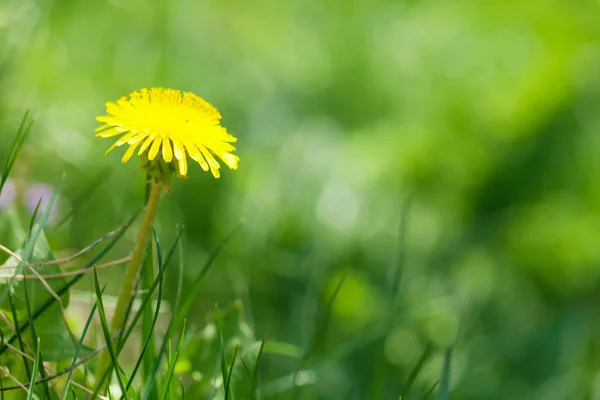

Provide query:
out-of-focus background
left=2, top=0, right=600, bottom=398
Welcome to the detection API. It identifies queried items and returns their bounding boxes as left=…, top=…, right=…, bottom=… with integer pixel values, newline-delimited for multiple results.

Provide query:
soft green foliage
left=1, top=0, right=600, bottom=399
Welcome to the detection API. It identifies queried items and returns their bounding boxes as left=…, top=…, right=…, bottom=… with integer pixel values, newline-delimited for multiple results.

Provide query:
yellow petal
left=172, top=140, right=185, bottom=160
left=184, top=142, right=201, bottom=162
left=148, top=136, right=162, bottom=160
left=94, top=123, right=111, bottom=133
left=178, top=155, right=188, bottom=176
left=138, top=135, right=154, bottom=155
left=162, top=137, right=173, bottom=162
left=96, top=127, right=128, bottom=138
left=116, top=132, right=138, bottom=146
left=218, top=153, right=239, bottom=169
left=104, top=141, right=118, bottom=156
left=121, top=142, right=140, bottom=163
left=198, top=146, right=221, bottom=171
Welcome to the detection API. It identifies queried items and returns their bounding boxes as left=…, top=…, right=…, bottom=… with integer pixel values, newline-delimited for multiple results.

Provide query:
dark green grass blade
left=224, top=344, right=239, bottom=400
left=305, top=273, right=348, bottom=359
left=61, top=293, right=100, bottom=400
left=141, top=223, right=241, bottom=400
left=0, top=111, right=33, bottom=193
left=25, top=337, right=40, bottom=400
left=215, top=305, right=232, bottom=400
left=251, top=337, right=266, bottom=400
left=27, top=199, right=42, bottom=239
left=180, top=379, right=185, bottom=400
left=158, top=320, right=186, bottom=400
left=93, top=267, right=127, bottom=396
left=23, top=265, right=52, bottom=398
left=438, top=347, right=452, bottom=400
left=292, top=274, right=347, bottom=399
left=174, top=226, right=184, bottom=312
left=421, top=379, right=439, bottom=399
left=141, top=227, right=160, bottom=400
left=0, top=213, right=139, bottom=356
left=8, top=293, right=32, bottom=378
left=124, top=228, right=166, bottom=394
left=400, top=342, right=432, bottom=398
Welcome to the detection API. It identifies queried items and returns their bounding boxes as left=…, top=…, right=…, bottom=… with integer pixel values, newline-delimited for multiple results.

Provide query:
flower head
left=95, top=88, right=239, bottom=180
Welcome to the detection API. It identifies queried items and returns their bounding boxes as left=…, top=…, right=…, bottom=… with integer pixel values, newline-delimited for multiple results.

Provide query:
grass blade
left=215, top=305, right=233, bottom=400
left=400, top=342, right=432, bottom=398
left=61, top=294, right=100, bottom=399
left=23, top=264, right=52, bottom=398
left=141, top=226, right=161, bottom=400
left=158, top=320, right=186, bottom=400
left=93, top=267, right=127, bottom=396
left=8, top=293, right=32, bottom=378
left=305, top=273, right=348, bottom=360
left=124, top=228, right=166, bottom=395
left=251, top=337, right=266, bottom=400
left=224, top=344, right=239, bottom=400
left=421, top=379, right=439, bottom=400
left=1, top=110, right=33, bottom=193
left=25, top=337, right=40, bottom=400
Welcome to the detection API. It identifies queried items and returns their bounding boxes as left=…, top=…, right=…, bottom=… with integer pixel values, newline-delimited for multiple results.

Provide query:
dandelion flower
left=95, top=87, right=239, bottom=179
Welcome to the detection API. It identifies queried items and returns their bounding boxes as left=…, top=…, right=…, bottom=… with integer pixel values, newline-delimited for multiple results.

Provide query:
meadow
left=1, top=0, right=600, bottom=399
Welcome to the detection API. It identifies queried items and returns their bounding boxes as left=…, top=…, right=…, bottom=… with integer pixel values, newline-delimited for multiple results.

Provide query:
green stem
left=96, top=181, right=163, bottom=394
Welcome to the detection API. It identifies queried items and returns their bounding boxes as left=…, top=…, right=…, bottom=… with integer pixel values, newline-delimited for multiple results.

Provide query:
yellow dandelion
left=95, top=87, right=239, bottom=179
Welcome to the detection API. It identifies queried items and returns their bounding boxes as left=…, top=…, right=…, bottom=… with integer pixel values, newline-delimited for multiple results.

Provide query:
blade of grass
left=251, top=337, right=266, bottom=400
left=0, top=213, right=139, bottom=356
left=23, top=264, right=52, bottom=398
left=400, top=342, right=432, bottom=398
left=0, top=110, right=33, bottom=193
left=438, top=347, right=452, bottom=400
left=224, top=344, right=239, bottom=400
left=123, top=228, right=166, bottom=395
left=174, top=226, right=184, bottom=312
left=93, top=267, right=127, bottom=396
left=292, top=274, right=347, bottom=399
left=8, top=292, right=32, bottom=378
left=25, top=337, right=40, bottom=400
left=61, top=292, right=101, bottom=400
left=305, top=273, right=348, bottom=360
left=215, top=305, right=234, bottom=400
left=158, top=320, right=186, bottom=400
left=421, top=379, right=439, bottom=400
left=141, top=226, right=160, bottom=400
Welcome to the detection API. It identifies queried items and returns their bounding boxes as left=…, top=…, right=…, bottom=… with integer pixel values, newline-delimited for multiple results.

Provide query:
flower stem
left=96, top=180, right=163, bottom=393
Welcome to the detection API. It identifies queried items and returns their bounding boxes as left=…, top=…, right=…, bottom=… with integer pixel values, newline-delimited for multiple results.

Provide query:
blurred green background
left=2, top=0, right=600, bottom=398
